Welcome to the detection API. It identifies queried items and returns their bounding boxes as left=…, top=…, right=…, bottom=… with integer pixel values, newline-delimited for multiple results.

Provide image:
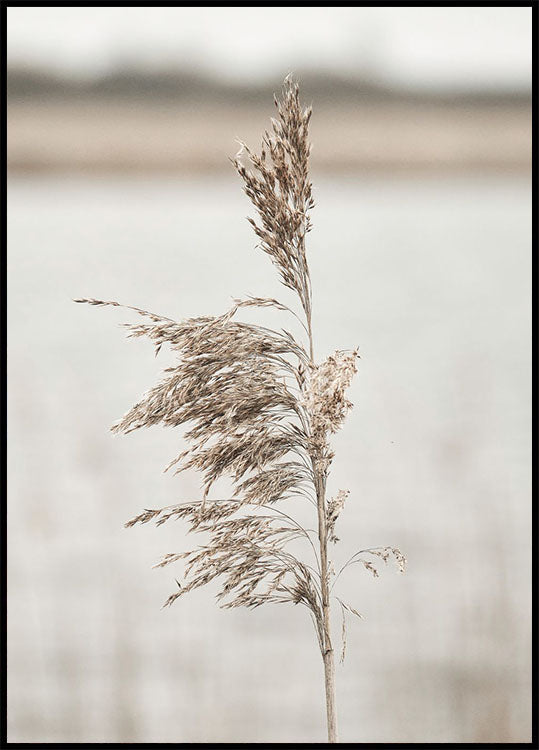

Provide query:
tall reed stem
left=316, top=469, right=337, bottom=742
left=75, top=78, right=402, bottom=744
left=308, top=318, right=337, bottom=743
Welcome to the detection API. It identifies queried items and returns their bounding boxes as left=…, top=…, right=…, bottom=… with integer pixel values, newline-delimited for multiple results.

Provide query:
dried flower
left=304, top=350, right=358, bottom=450
left=76, top=76, right=404, bottom=744
left=327, top=489, right=349, bottom=543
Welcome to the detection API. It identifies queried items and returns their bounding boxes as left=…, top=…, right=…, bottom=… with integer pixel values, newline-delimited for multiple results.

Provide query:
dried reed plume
left=76, top=75, right=405, bottom=743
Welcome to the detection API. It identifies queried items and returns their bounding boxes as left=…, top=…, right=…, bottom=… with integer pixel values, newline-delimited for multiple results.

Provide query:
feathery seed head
left=76, top=78, right=403, bottom=679
left=327, top=489, right=349, bottom=543
left=304, top=350, right=359, bottom=445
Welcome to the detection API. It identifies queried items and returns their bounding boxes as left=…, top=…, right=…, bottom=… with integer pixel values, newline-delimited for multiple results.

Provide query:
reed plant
left=76, top=76, right=405, bottom=743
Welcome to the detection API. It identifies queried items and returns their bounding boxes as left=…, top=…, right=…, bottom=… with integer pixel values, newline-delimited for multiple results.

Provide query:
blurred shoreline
left=7, top=69, right=531, bottom=174
left=7, top=100, right=531, bottom=175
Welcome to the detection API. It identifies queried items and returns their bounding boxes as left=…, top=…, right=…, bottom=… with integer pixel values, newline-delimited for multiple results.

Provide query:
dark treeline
left=7, top=65, right=531, bottom=107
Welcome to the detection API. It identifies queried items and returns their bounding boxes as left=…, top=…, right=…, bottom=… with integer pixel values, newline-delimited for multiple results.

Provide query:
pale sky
left=7, top=6, right=532, bottom=90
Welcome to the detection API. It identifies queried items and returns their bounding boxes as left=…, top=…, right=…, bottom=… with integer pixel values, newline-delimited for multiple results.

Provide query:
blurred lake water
left=7, top=173, right=531, bottom=742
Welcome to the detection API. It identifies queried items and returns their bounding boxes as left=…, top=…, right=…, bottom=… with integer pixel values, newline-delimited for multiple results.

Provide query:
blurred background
left=7, top=6, right=532, bottom=744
